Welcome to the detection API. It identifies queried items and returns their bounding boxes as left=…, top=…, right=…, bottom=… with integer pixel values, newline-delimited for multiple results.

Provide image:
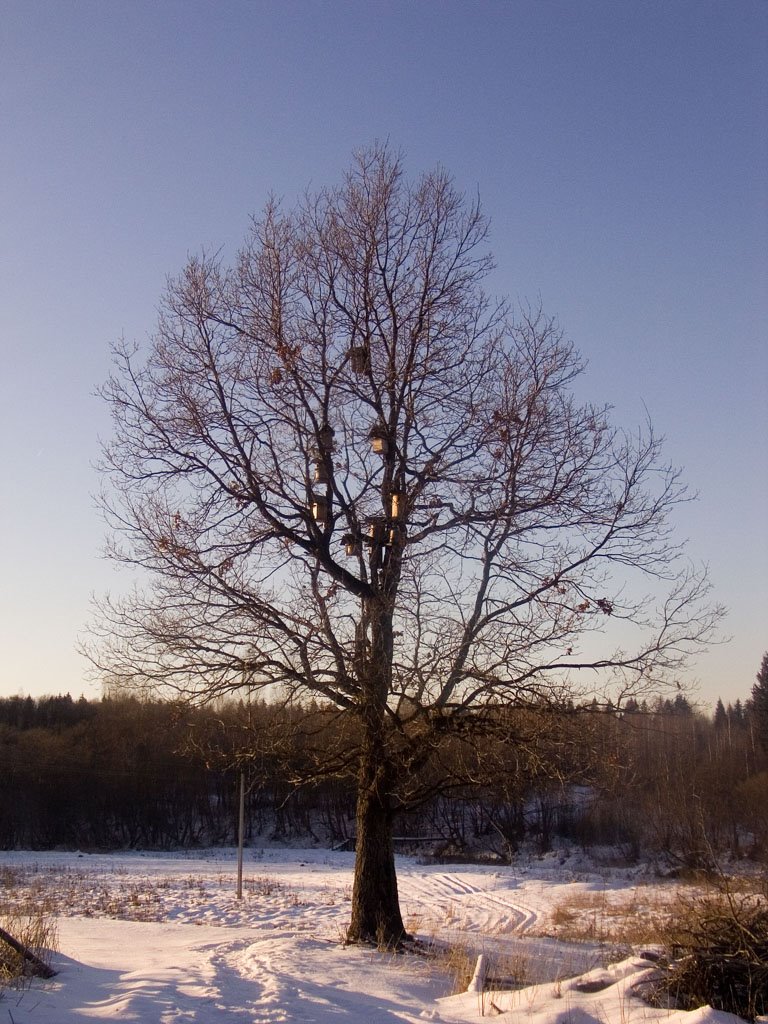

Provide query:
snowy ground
left=0, top=847, right=750, bottom=1023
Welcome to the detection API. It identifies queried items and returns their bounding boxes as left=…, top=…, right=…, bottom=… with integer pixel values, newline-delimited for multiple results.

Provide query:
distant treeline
left=0, top=693, right=765, bottom=866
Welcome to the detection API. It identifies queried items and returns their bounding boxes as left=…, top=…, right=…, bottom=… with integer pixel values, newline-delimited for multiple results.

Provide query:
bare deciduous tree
left=87, top=145, right=719, bottom=945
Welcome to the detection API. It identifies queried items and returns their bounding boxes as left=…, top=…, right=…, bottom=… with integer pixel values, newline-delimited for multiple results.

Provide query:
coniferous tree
left=714, top=698, right=727, bottom=730
left=751, top=651, right=768, bottom=751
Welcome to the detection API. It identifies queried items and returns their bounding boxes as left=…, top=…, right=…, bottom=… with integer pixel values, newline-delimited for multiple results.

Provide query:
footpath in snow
left=0, top=847, right=750, bottom=1024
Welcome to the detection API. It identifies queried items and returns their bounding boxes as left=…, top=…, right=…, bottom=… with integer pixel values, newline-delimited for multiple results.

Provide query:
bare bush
left=657, top=889, right=768, bottom=1021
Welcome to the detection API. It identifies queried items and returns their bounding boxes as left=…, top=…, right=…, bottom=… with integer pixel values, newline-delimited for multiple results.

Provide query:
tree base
left=344, top=927, right=416, bottom=951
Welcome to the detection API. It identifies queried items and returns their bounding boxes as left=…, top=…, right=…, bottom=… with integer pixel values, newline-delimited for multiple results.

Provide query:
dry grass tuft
left=0, top=907, right=58, bottom=987
left=246, top=875, right=284, bottom=897
left=440, top=939, right=477, bottom=993
left=422, top=935, right=532, bottom=995
left=544, top=887, right=675, bottom=945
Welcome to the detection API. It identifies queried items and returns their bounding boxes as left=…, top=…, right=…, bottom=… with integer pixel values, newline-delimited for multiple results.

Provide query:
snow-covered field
left=0, top=847, right=749, bottom=1023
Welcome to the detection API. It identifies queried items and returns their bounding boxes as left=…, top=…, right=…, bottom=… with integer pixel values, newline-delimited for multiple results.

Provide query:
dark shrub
left=659, top=890, right=767, bottom=1022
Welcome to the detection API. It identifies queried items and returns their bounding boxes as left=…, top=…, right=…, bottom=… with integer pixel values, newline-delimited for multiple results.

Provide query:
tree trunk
left=346, top=734, right=407, bottom=946
left=346, top=585, right=406, bottom=946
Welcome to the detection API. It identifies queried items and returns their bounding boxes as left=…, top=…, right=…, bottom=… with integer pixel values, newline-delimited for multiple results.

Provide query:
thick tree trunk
left=346, top=586, right=406, bottom=946
left=346, top=738, right=407, bottom=946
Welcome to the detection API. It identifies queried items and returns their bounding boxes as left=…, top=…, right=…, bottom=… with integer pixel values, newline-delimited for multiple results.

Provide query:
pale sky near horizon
left=1, top=0, right=765, bottom=708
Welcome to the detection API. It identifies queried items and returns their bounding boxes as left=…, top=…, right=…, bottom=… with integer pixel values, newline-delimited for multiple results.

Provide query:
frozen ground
left=0, top=847, right=750, bottom=1023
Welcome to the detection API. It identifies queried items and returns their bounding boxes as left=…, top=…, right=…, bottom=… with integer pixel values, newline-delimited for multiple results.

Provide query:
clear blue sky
left=1, top=0, right=765, bottom=708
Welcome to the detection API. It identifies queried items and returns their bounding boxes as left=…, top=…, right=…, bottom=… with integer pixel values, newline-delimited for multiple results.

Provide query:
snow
left=0, top=847, right=751, bottom=1023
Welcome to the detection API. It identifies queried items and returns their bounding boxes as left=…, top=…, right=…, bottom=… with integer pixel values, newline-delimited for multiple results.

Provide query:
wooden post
left=467, top=954, right=487, bottom=993
left=236, top=769, right=245, bottom=899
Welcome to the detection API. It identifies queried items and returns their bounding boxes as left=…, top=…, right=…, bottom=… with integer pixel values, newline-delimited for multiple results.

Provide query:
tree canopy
left=88, top=145, right=719, bottom=943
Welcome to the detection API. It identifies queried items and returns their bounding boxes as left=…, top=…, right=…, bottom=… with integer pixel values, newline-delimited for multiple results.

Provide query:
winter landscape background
left=2, top=844, right=762, bottom=1023
left=2, top=2, right=765, bottom=1019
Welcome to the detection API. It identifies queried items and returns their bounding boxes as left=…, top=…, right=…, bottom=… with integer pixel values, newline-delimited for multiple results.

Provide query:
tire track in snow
left=399, top=871, right=537, bottom=935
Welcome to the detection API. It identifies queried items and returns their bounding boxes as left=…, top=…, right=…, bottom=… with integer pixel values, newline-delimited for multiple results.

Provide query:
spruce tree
left=751, top=651, right=768, bottom=751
